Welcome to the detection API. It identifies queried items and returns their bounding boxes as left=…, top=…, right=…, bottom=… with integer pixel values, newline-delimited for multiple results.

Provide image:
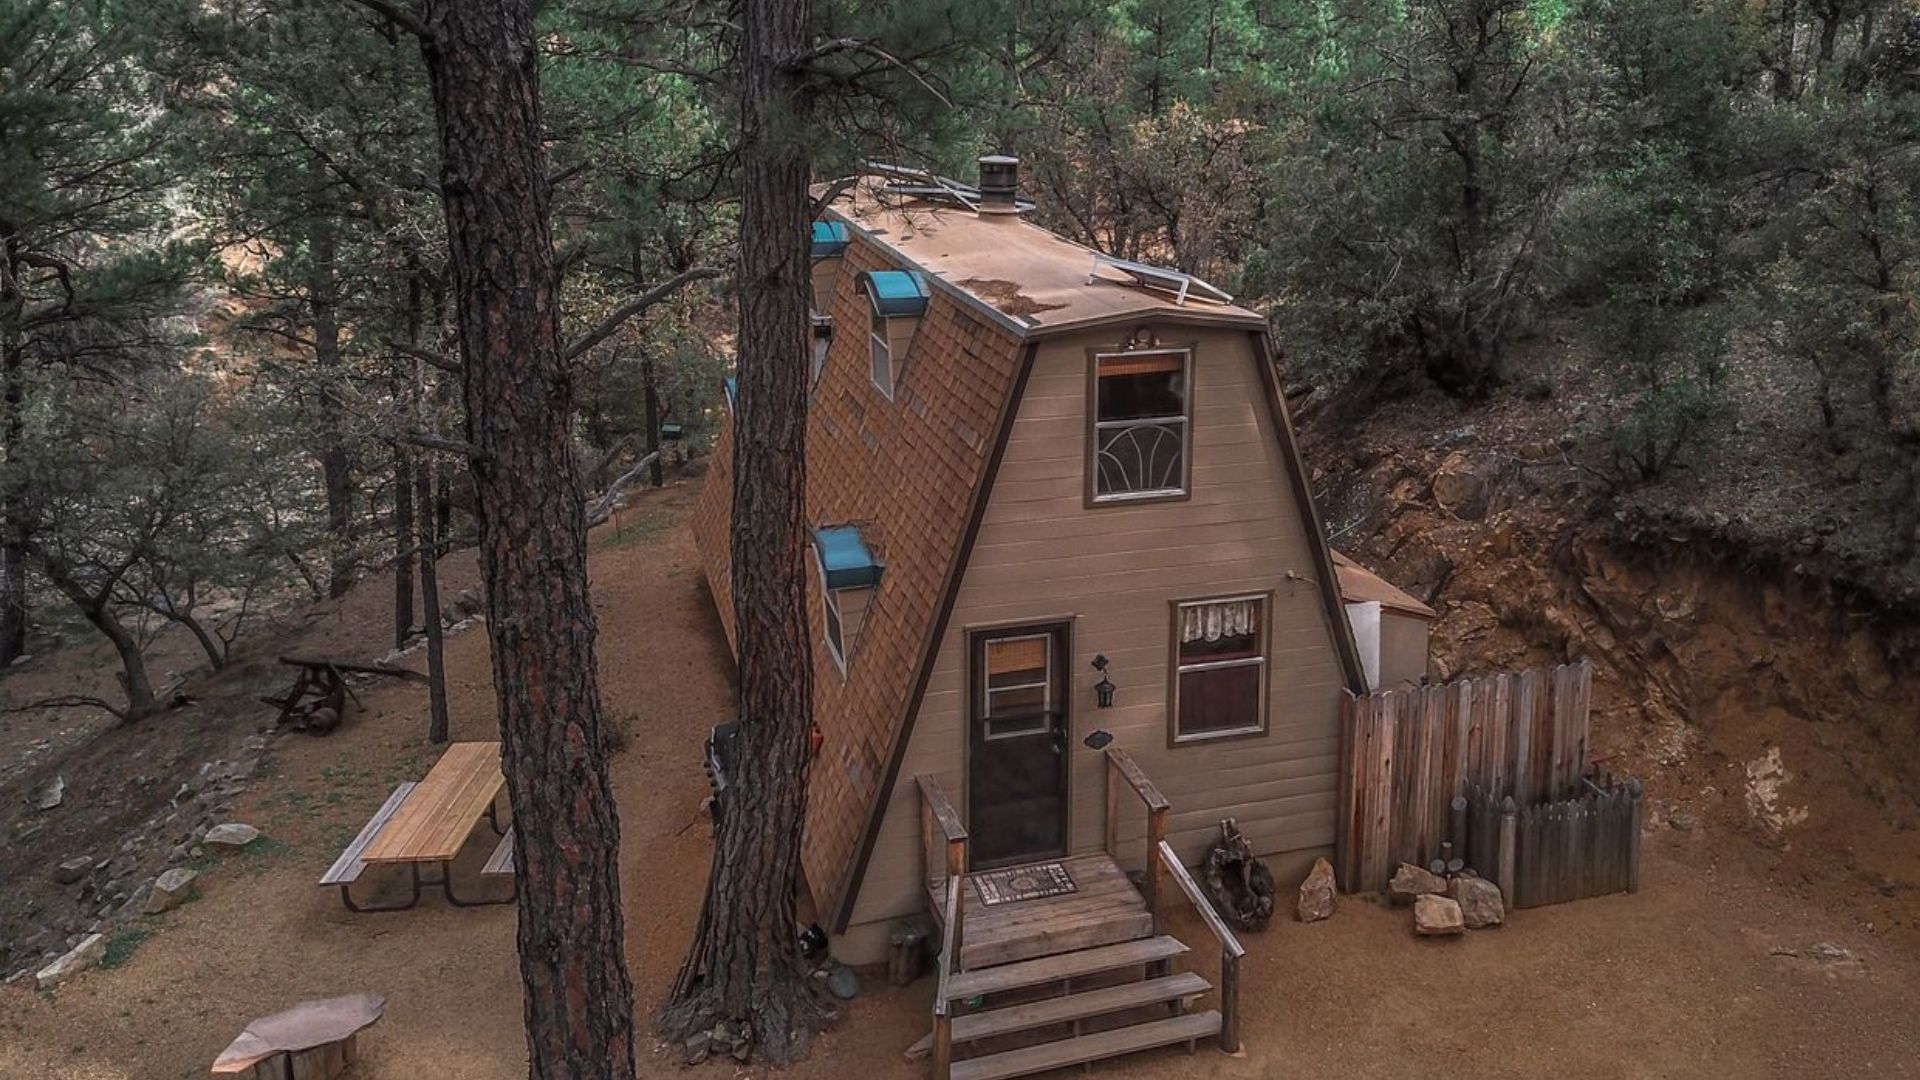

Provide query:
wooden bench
left=482, top=832, right=514, bottom=877
left=319, top=783, right=417, bottom=913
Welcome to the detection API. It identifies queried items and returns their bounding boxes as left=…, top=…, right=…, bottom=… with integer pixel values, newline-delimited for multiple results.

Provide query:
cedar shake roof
left=822, top=179, right=1267, bottom=338
left=692, top=224, right=1028, bottom=927
left=1331, top=550, right=1438, bottom=619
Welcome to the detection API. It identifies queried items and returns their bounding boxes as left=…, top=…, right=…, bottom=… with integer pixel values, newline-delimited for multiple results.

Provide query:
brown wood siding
left=846, top=323, right=1347, bottom=927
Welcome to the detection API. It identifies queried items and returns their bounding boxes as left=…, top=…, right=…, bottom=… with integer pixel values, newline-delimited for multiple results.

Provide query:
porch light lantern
left=1091, top=653, right=1116, bottom=709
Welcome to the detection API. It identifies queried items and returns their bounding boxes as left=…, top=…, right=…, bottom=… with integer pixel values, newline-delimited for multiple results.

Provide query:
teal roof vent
left=861, top=270, right=930, bottom=318
left=812, top=525, right=883, bottom=589
left=811, top=221, right=851, bottom=259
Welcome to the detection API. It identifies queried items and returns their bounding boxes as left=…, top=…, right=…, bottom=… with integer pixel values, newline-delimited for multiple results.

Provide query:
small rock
left=1449, top=874, right=1505, bottom=929
left=35, top=932, right=107, bottom=989
left=826, top=964, right=860, bottom=1000
left=682, top=1032, right=711, bottom=1065
left=203, top=823, right=260, bottom=851
left=1413, top=894, right=1466, bottom=937
left=1806, top=942, right=1853, bottom=963
left=1296, top=857, right=1337, bottom=923
left=143, top=868, right=198, bottom=914
left=33, top=775, right=65, bottom=812
left=1389, top=863, right=1448, bottom=904
left=52, top=856, right=93, bottom=885
left=9, top=653, right=30, bottom=667
left=1668, top=810, right=1698, bottom=831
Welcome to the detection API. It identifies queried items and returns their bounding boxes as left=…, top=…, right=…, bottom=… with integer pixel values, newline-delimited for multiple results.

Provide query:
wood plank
left=952, top=973, right=1211, bottom=1043
left=482, top=832, right=515, bottom=876
left=949, top=1011, right=1222, bottom=1080
left=319, top=783, right=417, bottom=886
left=945, top=936, right=1188, bottom=1001
left=363, top=742, right=504, bottom=864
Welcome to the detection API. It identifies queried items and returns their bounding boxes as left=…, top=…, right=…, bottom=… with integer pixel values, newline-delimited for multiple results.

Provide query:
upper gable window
left=861, top=270, right=929, bottom=401
left=1089, top=348, right=1192, bottom=503
left=812, top=525, right=883, bottom=675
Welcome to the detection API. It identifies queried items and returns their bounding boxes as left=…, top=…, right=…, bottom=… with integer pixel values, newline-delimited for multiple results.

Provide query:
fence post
left=1627, top=779, right=1644, bottom=893
left=1498, top=796, right=1518, bottom=905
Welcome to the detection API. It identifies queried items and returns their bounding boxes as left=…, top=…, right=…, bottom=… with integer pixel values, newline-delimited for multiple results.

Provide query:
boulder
left=1449, top=874, right=1505, bottom=929
left=33, top=775, right=65, bottom=812
left=1413, top=895, right=1465, bottom=937
left=825, top=963, right=860, bottom=1000
left=35, top=932, right=107, bottom=989
left=143, top=868, right=199, bottom=914
left=52, top=855, right=93, bottom=885
left=1388, top=863, right=1447, bottom=904
left=1296, top=857, right=1337, bottom=923
left=1431, top=452, right=1494, bottom=520
left=204, top=823, right=261, bottom=851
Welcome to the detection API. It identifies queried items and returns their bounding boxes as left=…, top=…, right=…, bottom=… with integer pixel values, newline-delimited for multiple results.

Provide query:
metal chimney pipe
left=977, top=154, right=1020, bottom=213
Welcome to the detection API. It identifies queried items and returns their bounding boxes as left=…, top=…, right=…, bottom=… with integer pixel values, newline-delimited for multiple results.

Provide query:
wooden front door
left=968, top=623, right=1071, bottom=868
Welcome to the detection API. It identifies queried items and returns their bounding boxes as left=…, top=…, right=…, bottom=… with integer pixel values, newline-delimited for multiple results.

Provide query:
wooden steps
left=949, top=1010, right=1222, bottom=1080
left=945, top=936, right=1187, bottom=1002
left=953, top=972, right=1210, bottom=1043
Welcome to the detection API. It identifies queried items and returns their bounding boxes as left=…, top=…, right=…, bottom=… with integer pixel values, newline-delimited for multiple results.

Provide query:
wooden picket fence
left=1337, top=661, right=1594, bottom=894
left=1461, top=777, right=1643, bottom=908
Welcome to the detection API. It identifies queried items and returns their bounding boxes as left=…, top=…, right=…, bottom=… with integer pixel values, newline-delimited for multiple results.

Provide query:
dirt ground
left=4, top=486, right=1920, bottom=1079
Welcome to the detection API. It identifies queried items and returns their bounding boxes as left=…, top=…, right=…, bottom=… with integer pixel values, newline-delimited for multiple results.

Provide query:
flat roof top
left=820, top=179, right=1266, bottom=338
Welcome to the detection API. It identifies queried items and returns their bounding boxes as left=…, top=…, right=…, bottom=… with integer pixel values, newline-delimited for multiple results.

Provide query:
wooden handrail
left=917, top=774, right=968, bottom=890
left=1158, top=839, right=1245, bottom=1054
left=1104, top=747, right=1169, bottom=932
left=932, top=874, right=963, bottom=1079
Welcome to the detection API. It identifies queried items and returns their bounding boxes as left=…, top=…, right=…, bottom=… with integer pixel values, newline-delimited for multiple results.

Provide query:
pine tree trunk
left=417, top=455, right=449, bottom=744
left=311, top=219, right=355, bottom=600
left=414, top=3, right=636, bottom=1077
left=642, top=360, right=663, bottom=487
left=659, top=0, right=827, bottom=1062
left=394, top=441, right=416, bottom=647
left=0, top=328, right=27, bottom=667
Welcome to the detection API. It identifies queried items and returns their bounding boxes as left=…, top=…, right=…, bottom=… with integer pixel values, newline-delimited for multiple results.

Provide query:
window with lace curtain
left=1171, top=594, right=1268, bottom=742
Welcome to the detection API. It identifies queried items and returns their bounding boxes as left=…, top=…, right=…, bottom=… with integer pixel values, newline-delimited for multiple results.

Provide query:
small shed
left=1331, top=550, right=1435, bottom=690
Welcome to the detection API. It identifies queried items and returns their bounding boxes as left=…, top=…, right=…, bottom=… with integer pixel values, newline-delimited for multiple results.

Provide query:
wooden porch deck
left=927, top=854, right=1155, bottom=969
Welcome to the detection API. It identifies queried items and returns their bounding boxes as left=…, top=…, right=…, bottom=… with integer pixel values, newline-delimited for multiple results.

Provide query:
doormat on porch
left=973, top=862, right=1077, bottom=906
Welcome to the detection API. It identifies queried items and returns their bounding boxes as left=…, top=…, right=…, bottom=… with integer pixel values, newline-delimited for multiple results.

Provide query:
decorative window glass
left=1091, top=349, right=1190, bottom=501
left=982, top=634, right=1051, bottom=739
left=870, top=308, right=893, bottom=398
left=1172, top=595, right=1267, bottom=741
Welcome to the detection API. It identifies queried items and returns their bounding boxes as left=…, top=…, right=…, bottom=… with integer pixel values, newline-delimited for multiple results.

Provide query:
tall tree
left=658, top=0, right=827, bottom=1062
left=344, top=0, right=640, bottom=1075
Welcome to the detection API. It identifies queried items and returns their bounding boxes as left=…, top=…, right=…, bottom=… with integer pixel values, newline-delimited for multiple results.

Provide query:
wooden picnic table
left=363, top=742, right=504, bottom=865
left=319, top=741, right=513, bottom=911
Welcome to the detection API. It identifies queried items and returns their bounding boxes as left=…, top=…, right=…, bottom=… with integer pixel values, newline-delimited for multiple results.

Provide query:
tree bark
left=310, top=218, right=356, bottom=600
left=659, top=0, right=827, bottom=1062
left=393, top=441, right=416, bottom=646
left=414, top=3, right=637, bottom=1078
left=38, top=555, right=155, bottom=721
left=642, top=359, right=663, bottom=487
left=416, top=457, right=449, bottom=744
left=0, top=321, right=27, bottom=667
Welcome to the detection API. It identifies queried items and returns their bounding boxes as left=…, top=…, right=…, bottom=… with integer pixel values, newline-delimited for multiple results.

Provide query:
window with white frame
left=982, top=634, right=1052, bottom=739
left=1091, top=349, right=1191, bottom=502
left=1171, top=595, right=1267, bottom=741
left=816, top=548, right=846, bottom=672
left=869, top=307, right=893, bottom=398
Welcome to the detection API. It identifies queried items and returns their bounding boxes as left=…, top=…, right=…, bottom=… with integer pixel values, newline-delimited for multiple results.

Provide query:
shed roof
left=820, top=179, right=1266, bottom=338
left=1331, top=550, right=1437, bottom=619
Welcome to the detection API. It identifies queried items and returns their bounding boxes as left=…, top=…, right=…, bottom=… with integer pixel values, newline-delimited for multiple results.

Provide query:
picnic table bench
left=319, top=742, right=513, bottom=911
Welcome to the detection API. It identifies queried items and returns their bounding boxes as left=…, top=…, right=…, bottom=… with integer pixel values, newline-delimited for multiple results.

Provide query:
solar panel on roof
left=1087, top=253, right=1234, bottom=306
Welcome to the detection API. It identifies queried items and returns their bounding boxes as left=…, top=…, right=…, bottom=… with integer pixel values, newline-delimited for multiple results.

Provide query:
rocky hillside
left=1301, top=345, right=1920, bottom=949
